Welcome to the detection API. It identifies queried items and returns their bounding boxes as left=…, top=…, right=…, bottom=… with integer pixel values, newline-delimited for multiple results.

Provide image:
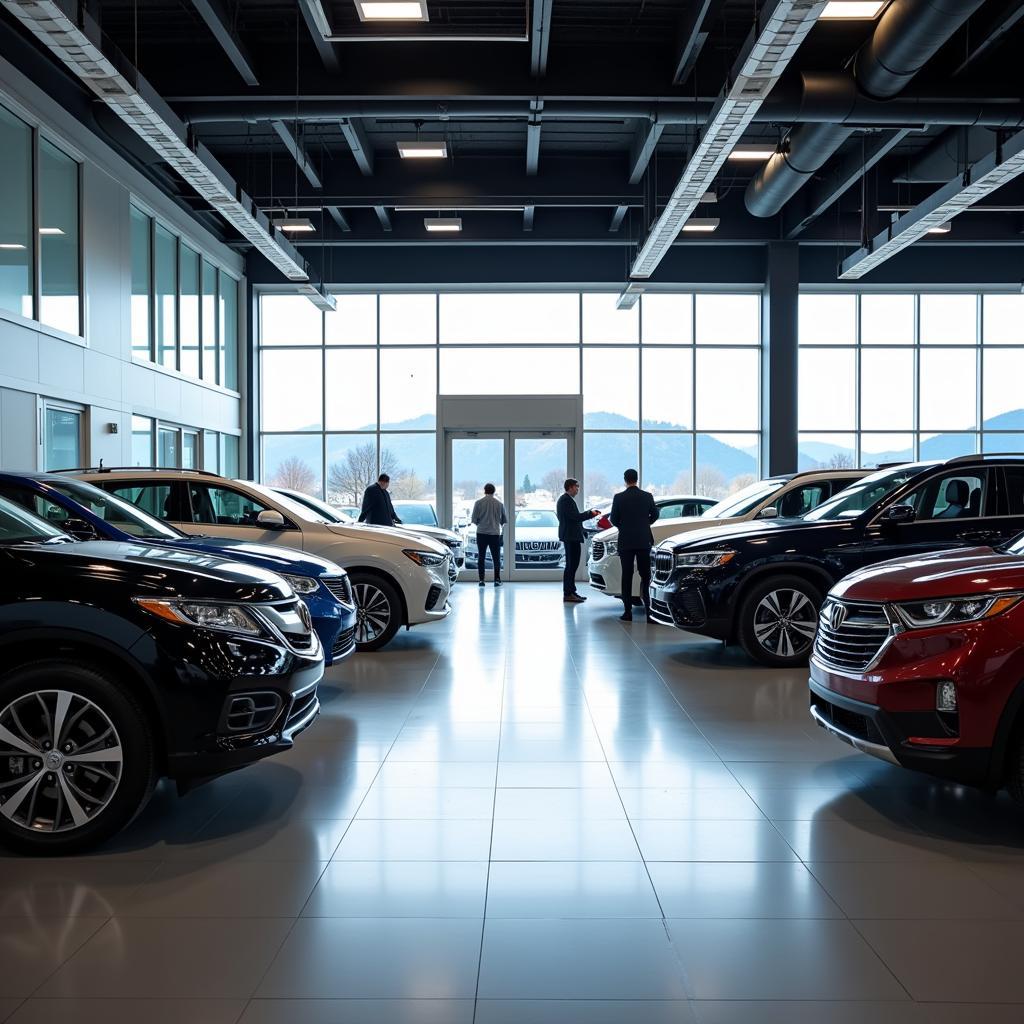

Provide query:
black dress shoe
left=563, top=593, right=586, bottom=603
left=478, top=580, right=486, bottom=587
left=619, top=613, right=633, bottom=622
left=494, top=579, right=502, bottom=587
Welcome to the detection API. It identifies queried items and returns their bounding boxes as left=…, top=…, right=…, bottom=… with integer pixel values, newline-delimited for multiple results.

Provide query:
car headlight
left=403, top=549, right=448, bottom=567
left=673, top=549, right=736, bottom=569
left=894, top=594, right=1022, bottom=629
left=280, top=573, right=319, bottom=596
left=134, top=598, right=265, bottom=636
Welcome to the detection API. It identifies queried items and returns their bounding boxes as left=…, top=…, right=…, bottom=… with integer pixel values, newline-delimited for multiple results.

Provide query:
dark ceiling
left=4, top=0, right=1024, bottom=281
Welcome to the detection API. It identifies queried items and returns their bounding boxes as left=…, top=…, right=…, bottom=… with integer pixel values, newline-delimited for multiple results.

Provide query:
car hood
left=8, top=540, right=292, bottom=602
left=594, top=514, right=742, bottom=545
left=325, top=522, right=448, bottom=555
left=163, top=536, right=345, bottom=577
left=514, top=527, right=559, bottom=541
left=398, top=524, right=461, bottom=545
left=657, top=515, right=813, bottom=551
left=832, top=547, right=1024, bottom=603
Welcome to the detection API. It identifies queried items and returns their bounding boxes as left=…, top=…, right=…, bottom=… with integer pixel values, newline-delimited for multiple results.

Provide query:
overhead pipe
left=744, top=0, right=987, bottom=218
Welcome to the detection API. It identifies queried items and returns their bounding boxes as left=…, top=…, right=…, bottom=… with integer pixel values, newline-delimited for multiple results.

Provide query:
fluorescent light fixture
left=681, top=218, right=720, bottom=233
left=926, top=223, right=951, bottom=234
left=356, top=1, right=428, bottom=20
left=616, top=284, right=645, bottom=310
left=821, top=1, right=886, bottom=18
left=39, top=227, right=65, bottom=236
left=398, top=139, right=447, bottom=159
left=728, top=144, right=778, bottom=161
left=0, top=243, right=26, bottom=250
left=395, top=205, right=522, bottom=212
left=424, top=216, right=462, bottom=232
left=701, top=191, right=718, bottom=204
left=276, top=217, right=316, bottom=233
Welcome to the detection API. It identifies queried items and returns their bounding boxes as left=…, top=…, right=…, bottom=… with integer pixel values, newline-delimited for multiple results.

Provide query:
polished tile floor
left=4, top=583, right=1024, bottom=1023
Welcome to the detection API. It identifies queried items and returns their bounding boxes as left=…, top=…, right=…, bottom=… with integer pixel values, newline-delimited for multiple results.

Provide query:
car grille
left=515, top=540, right=561, bottom=551
left=260, top=600, right=316, bottom=652
left=652, top=551, right=673, bottom=584
left=811, top=691, right=885, bottom=745
left=649, top=596, right=675, bottom=625
left=426, top=584, right=444, bottom=611
left=332, top=626, right=356, bottom=659
left=814, top=599, right=893, bottom=672
left=591, top=541, right=605, bottom=561
left=283, top=686, right=319, bottom=739
left=322, top=575, right=353, bottom=605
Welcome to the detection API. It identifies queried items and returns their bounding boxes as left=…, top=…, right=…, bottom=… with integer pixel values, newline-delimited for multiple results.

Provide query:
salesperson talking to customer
left=556, top=478, right=601, bottom=603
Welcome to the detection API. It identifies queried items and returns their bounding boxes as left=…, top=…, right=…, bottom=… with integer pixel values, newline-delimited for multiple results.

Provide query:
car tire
left=0, top=660, right=157, bottom=856
left=349, top=573, right=403, bottom=652
left=738, top=575, right=822, bottom=668
left=1006, top=726, right=1024, bottom=803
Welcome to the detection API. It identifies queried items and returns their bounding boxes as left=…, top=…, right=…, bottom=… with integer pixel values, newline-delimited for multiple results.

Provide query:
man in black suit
left=556, top=478, right=601, bottom=603
left=359, top=473, right=403, bottom=527
left=609, top=468, right=659, bottom=621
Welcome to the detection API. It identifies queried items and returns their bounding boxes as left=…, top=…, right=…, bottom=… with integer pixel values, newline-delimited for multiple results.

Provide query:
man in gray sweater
left=471, top=483, right=507, bottom=587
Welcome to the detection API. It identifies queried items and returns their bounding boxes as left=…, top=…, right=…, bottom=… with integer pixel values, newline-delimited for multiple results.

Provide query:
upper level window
left=0, top=104, right=81, bottom=335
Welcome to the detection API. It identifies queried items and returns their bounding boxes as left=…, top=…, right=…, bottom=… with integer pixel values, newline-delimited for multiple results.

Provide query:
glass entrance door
left=447, top=430, right=572, bottom=582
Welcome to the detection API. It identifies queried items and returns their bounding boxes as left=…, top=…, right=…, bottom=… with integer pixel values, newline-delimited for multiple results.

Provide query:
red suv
left=809, top=540, right=1024, bottom=797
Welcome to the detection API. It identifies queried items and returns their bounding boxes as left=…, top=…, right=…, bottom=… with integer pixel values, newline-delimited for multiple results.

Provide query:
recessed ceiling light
left=728, top=144, right=778, bottom=161
left=681, top=218, right=720, bottom=233
left=356, top=1, right=428, bottom=21
left=821, top=1, right=886, bottom=17
left=276, top=217, right=316, bottom=233
left=424, top=216, right=462, bottom=232
left=398, top=140, right=448, bottom=159
left=926, top=223, right=952, bottom=234
left=39, top=227, right=65, bottom=236
left=0, top=243, right=26, bottom=250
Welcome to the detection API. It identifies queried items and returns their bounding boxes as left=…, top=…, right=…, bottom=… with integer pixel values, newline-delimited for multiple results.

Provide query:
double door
left=446, top=431, right=573, bottom=581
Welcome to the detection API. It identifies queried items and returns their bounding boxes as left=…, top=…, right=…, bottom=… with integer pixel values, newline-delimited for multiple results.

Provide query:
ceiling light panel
left=424, top=217, right=462, bottom=232
left=357, top=1, right=428, bottom=20
left=728, top=145, right=779, bottom=161
left=821, top=1, right=886, bottom=18
left=681, top=218, right=720, bottom=233
left=398, top=140, right=448, bottom=159
left=276, top=217, right=316, bottom=233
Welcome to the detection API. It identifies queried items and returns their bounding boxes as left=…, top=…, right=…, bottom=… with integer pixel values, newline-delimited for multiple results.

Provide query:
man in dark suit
left=556, top=478, right=601, bottom=603
left=609, top=468, right=659, bottom=621
left=359, top=473, right=403, bottom=527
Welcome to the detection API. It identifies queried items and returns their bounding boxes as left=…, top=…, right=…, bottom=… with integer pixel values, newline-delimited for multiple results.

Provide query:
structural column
left=761, top=241, right=800, bottom=475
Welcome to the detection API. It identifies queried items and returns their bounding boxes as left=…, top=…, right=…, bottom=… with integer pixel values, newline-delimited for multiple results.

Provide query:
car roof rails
left=946, top=452, right=1024, bottom=465
left=53, top=466, right=220, bottom=476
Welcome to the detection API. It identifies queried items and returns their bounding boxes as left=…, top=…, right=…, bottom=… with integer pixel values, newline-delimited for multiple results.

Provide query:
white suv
left=76, top=469, right=451, bottom=652
left=588, top=470, right=867, bottom=600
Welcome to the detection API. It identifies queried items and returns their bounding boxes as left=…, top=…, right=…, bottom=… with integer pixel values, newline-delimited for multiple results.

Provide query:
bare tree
left=728, top=473, right=757, bottom=494
left=540, top=468, right=564, bottom=498
left=694, top=465, right=727, bottom=499
left=829, top=451, right=855, bottom=469
left=327, top=444, right=399, bottom=504
left=454, top=478, right=481, bottom=500
left=269, top=456, right=317, bottom=495
left=670, top=470, right=693, bottom=494
left=392, top=471, right=428, bottom=499
left=584, top=471, right=612, bottom=507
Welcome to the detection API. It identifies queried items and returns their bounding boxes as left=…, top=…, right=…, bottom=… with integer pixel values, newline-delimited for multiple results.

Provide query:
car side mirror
left=880, top=503, right=916, bottom=526
left=257, top=509, right=286, bottom=529
left=63, top=517, right=98, bottom=541
left=757, top=506, right=779, bottom=519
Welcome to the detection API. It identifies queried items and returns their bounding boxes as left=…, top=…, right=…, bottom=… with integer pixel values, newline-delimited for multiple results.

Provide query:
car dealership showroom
left=7, top=0, right=1024, bottom=1021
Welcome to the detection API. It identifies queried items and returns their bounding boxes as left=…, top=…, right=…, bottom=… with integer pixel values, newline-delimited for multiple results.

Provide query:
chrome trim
left=282, top=693, right=320, bottom=741
left=813, top=598, right=901, bottom=674
left=810, top=705, right=899, bottom=766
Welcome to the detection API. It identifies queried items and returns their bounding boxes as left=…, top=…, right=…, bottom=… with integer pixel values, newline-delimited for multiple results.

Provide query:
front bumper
left=648, top=574, right=728, bottom=638
left=405, top=565, right=452, bottom=625
left=306, top=589, right=358, bottom=667
left=588, top=552, right=619, bottom=596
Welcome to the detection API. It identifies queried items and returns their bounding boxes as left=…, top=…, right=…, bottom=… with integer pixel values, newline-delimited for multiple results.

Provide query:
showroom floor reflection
left=3, top=584, right=1024, bottom=1022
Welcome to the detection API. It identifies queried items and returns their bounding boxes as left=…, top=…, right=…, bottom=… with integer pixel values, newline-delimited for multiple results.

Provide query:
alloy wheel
left=353, top=583, right=392, bottom=643
left=752, top=588, right=818, bottom=659
left=0, top=689, right=123, bottom=834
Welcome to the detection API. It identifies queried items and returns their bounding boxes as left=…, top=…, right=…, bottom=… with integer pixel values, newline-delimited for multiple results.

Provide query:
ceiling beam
left=526, top=98, right=543, bottom=175
left=953, top=0, right=1024, bottom=76
left=628, top=119, right=664, bottom=185
left=270, top=120, right=322, bottom=189
left=189, top=0, right=258, bottom=86
left=785, top=129, right=912, bottom=238
left=609, top=205, right=628, bottom=232
left=297, top=0, right=340, bottom=71
left=841, top=126, right=1024, bottom=279
left=339, top=117, right=374, bottom=176
left=673, top=0, right=719, bottom=85
left=326, top=206, right=351, bottom=233
left=530, top=0, right=553, bottom=77
left=374, top=205, right=393, bottom=231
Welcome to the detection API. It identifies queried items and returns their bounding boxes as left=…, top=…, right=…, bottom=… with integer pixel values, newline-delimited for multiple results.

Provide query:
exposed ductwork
left=0, top=0, right=336, bottom=311
left=744, top=0, right=987, bottom=219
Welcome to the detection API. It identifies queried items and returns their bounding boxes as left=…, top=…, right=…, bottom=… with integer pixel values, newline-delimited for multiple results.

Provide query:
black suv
left=0, top=496, right=323, bottom=854
left=650, top=455, right=1024, bottom=667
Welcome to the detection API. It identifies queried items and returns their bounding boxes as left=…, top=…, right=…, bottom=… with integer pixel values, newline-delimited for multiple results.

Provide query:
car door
left=991, top=466, right=1024, bottom=546
left=180, top=481, right=304, bottom=547
left=102, top=481, right=190, bottom=526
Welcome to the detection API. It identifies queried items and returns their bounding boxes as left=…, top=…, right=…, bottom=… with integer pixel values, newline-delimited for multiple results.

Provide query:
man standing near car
left=609, top=468, right=659, bottom=621
left=557, top=478, right=601, bottom=604
left=471, top=483, right=506, bottom=587
left=359, top=473, right=402, bottom=527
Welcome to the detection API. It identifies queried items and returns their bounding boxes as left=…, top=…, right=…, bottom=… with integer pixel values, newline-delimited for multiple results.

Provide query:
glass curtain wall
left=798, top=293, right=1024, bottom=468
left=258, top=291, right=762, bottom=506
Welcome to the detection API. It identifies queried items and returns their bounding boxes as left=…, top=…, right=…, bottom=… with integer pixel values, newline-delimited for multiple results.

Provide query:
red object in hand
left=597, top=513, right=612, bottom=530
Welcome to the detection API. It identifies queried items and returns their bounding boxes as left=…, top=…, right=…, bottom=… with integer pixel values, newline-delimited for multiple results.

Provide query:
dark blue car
left=0, top=473, right=357, bottom=665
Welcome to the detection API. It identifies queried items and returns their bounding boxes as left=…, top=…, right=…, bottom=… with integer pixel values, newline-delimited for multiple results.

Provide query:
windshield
left=49, top=479, right=182, bottom=540
left=0, top=496, right=68, bottom=545
left=703, top=479, right=785, bottom=520
left=394, top=502, right=438, bottom=526
left=281, top=489, right=347, bottom=523
left=242, top=481, right=332, bottom=524
left=805, top=466, right=926, bottom=521
left=516, top=509, right=558, bottom=528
